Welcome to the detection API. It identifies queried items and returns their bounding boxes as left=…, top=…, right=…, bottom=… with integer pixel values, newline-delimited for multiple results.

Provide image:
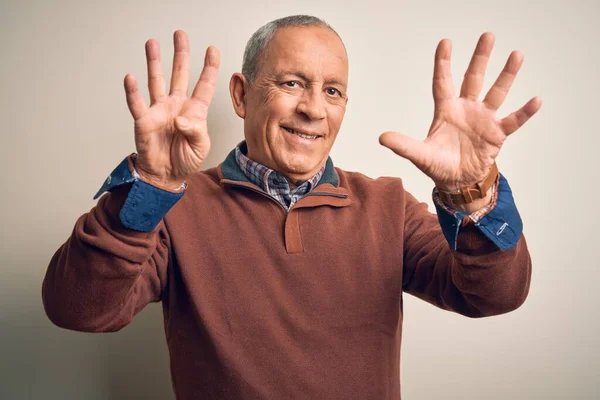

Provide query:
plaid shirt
left=234, top=143, right=325, bottom=211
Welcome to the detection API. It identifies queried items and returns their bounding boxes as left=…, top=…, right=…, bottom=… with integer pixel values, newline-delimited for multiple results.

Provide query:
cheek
left=270, top=88, right=307, bottom=118
left=327, top=106, right=346, bottom=132
left=247, top=88, right=283, bottom=127
left=262, top=88, right=295, bottom=116
left=260, top=86, right=279, bottom=109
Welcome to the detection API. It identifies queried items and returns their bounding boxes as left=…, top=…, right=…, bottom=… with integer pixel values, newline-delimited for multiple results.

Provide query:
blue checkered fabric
left=234, top=143, right=325, bottom=211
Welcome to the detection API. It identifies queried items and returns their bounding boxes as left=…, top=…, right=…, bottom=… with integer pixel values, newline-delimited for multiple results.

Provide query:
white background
left=1, top=0, right=598, bottom=398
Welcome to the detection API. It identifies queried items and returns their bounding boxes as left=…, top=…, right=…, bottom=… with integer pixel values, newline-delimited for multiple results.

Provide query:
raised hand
left=124, top=30, right=220, bottom=190
left=379, top=32, right=541, bottom=192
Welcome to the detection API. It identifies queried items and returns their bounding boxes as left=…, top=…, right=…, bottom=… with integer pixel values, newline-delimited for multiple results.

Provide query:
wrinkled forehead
left=260, top=26, right=349, bottom=84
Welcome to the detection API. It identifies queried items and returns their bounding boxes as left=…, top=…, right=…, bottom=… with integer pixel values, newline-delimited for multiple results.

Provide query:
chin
left=280, top=156, right=320, bottom=178
left=281, top=160, right=311, bottom=175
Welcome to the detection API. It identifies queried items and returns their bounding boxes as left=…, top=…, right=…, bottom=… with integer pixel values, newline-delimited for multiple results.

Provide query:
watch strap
left=437, top=163, right=499, bottom=206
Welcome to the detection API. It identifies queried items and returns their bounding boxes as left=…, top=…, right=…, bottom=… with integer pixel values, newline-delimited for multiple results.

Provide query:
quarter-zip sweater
left=42, top=148, right=532, bottom=400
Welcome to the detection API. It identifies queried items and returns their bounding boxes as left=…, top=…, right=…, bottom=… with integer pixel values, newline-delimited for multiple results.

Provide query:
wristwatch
left=437, top=163, right=499, bottom=206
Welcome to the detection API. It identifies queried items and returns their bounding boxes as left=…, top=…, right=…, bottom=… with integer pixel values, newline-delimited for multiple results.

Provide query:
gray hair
left=242, top=15, right=340, bottom=83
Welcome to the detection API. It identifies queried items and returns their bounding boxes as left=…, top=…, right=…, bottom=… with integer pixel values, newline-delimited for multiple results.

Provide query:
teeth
left=284, top=127, right=318, bottom=140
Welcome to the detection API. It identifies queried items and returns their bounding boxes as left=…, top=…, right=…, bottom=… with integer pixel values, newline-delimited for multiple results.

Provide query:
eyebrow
left=278, top=71, right=347, bottom=88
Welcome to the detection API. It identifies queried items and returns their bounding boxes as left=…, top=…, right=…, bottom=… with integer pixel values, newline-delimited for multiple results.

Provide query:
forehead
left=260, top=26, right=348, bottom=83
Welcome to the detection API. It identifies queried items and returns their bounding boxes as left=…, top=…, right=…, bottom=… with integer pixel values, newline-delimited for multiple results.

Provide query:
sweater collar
left=219, top=140, right=340, bottom=188
left=217, top=141, right=351, bottom=209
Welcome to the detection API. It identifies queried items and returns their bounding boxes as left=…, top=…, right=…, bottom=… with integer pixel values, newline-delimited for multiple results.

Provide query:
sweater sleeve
left=401, top=189, right=532, bottom=318
left=42, top=183, right=172, bottom=332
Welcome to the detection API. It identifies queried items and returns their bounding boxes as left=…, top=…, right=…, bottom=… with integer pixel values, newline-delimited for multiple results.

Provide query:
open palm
left=380, top=33, right=541, bottom=190
left=124, top=30, right=220, bottom=190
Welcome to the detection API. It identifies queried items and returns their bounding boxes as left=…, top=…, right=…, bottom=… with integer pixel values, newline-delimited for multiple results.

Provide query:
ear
left=229, top=72, right=248, bottom=119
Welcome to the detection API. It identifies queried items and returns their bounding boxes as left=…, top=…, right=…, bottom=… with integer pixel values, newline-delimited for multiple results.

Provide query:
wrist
left=131, top=154, right=187, bottom=192
left=137, top=171, right=186, bottom=192
left=451, top=189, right=492, bottom=214
left=435, top=163, right=498, bottom=207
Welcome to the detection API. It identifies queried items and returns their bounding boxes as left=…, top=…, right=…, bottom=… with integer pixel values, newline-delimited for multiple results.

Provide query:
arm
left=378, top=32, right=540, bottom=316
left=402, top=176, right=531, bottom=317
left=42, top=183, right=172, bottom=332
left=42, top=30, right=220, bottom=332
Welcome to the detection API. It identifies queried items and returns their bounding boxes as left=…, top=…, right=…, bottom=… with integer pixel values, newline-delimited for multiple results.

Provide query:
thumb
left=379, top=132, right=429, bottom=170
left=175, top=116, right=206, bottom=145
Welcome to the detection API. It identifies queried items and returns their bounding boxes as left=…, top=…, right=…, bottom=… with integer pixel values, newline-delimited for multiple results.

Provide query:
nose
left=296, top=88, right=326, bottom=120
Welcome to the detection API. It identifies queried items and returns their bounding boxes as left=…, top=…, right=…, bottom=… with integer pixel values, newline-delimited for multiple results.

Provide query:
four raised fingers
left=145, top=39, right=167, bottom=104
left=169, top=30, right=191, bottom=96
left=127, top=32, right=220, bottom=117
left=484, top=51, right=523, bottom=110
left=191, top=46, right=220, bottom=108
left=460, top=32, right=494, bottom=100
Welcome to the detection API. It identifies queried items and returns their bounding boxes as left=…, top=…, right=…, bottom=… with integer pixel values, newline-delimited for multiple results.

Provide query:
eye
left=284, top=81, right=300, bottom=88
left=326, top=87, right=341, bottom=97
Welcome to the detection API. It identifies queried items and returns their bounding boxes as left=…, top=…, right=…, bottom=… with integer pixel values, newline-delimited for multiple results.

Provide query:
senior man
left=43, top=15, right=541, bottom=399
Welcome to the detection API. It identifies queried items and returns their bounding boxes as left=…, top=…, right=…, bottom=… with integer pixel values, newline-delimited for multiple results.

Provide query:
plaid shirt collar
left=234, top=142, right=325, bottom=210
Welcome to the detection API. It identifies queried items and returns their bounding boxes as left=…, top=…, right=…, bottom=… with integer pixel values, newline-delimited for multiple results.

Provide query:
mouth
left=282, top=126, right=321, bottom=140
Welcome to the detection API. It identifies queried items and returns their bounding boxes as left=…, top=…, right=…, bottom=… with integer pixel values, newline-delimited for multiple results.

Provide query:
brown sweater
left=42, top=153, right=531, bottom=399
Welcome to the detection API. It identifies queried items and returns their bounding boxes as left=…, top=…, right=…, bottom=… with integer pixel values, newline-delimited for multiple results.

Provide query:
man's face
left=242, top=25, right=349, bottom=183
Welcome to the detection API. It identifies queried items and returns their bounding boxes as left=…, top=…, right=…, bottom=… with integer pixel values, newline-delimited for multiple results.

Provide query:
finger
left=191, top=46, right=220, bottom=108
left=145, top=38, right=167, bottom=104
left=169, top=30, right=190, bottom=96
left=500, top=96, right=542, bottom=135
left=379, top=132, right=431, bottom=171
left=432, top=39, right=455, bottom=103
left=124, top=73, right=148, bottom=120
left=460, top=32, right=495, bottom=100
left=483, top=50, right=523, bottom=110
left=175, top=116, right=208, bottom=146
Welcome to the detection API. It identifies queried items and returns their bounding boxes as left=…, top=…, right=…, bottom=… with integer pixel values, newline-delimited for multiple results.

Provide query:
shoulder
left=334, top=167, right=410, bottom=207
left=172, top=165, right=224, bottom=208
left=336, top=167, right=407, bottom=195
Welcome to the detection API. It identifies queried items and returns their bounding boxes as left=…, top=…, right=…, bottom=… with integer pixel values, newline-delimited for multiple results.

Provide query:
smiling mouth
left=282, top=126, right=320, bottom=140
